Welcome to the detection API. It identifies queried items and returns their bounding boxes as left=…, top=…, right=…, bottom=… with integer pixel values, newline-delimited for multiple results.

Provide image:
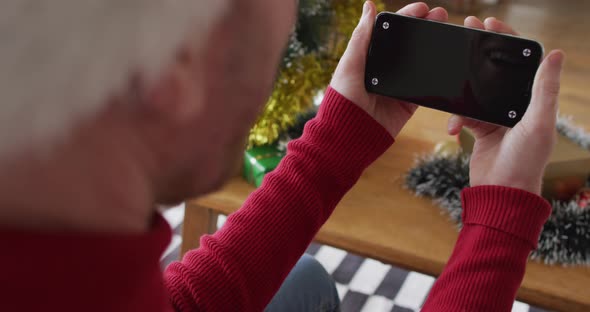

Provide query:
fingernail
left=549, top=51, right=565, bottom=69
left=448, top=115, right=458, bottom=132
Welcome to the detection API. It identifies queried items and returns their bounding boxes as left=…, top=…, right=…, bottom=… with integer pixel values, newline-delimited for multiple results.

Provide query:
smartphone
left=365, top=12, right=543, bottom=127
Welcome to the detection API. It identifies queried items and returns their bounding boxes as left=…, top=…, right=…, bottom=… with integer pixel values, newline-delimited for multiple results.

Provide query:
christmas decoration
left=243, top=145, right=286, bottom=187
left=406, top=154, right=470, bottom=223
left=575, top=188, right=590, bottom=208
left=459, top=125, right=590, bottom=200
left=551, top=177, right=586, bottom=201
left=557, top=116, right=590, bottom=150
left=533, top=200, right=590, bottom=265
left=406, top=117, right=590, bottom=265
left=248, top=0, right=385, bottom=147
left=276, top=107, right=318, bottom=151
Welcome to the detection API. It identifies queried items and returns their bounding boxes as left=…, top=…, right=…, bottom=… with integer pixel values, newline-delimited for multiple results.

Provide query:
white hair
left=0, top=0, right=228, bottom=159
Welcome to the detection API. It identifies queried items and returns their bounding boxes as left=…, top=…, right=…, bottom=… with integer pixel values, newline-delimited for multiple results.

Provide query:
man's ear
left=145, top=48, right=204, bottom=122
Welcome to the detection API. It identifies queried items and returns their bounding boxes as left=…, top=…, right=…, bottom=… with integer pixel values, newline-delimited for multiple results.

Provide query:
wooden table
left=183, top=109, right=590, bottom=312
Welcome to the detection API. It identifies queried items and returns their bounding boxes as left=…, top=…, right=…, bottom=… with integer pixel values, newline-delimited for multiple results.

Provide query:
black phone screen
left=365, top=12, right=543, bottom=127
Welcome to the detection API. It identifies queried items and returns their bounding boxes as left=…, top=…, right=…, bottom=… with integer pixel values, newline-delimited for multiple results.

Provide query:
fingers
left=461, top=16, right=527, bottom=139
left=447, top=114, right=504, bottom=139
left=483, top=17, right=518, bottom=35
left=397, top=2, right=430, bottom=17
left=465, top=16, right=518, bottom=36
left=464, top=16, right=484, bottom=29
left=397, top=3, right=447, bottom=22
left=521, top=50, right=565, bottom=131
left=447, top=115, right=464, bottom=135
left=425, top=7, right=448, bottom=22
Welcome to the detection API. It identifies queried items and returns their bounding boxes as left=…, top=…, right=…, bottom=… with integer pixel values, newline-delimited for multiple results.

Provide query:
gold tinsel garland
left=248, top=0, right=385, bottom=147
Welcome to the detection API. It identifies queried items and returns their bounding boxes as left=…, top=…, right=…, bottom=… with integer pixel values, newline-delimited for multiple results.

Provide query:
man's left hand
left=330, top=1, right=448, bottom=137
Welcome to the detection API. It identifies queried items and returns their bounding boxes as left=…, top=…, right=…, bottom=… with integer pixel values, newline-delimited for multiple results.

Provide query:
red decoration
left=553, top=177, right=585, bottom=201
left=575, top=188, right=590, bottom=208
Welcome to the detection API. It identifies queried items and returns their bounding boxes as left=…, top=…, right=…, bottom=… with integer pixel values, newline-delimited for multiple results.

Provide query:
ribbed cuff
left=461, top=185, right=551, bottom=248
left=313, top=86, right=394, bottom=170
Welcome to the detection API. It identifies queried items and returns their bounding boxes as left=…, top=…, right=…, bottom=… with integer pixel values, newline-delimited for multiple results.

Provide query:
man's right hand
left=447, top=16, right=565, bottom=195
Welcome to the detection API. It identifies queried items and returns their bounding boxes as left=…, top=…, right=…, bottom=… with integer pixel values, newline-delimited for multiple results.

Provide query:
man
left=0, top=1, right=563, bottom=311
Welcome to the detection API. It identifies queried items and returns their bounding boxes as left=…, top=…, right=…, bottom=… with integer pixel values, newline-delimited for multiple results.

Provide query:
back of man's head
left=0, top=0, right=227, bottom=159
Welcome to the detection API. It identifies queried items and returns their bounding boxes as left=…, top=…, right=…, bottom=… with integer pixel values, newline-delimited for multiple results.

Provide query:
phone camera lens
left=382, top=22, right=390, bottom=30
left=371, top=78, right=379, bottom=86
left=523, top=49, right=531, bottom=57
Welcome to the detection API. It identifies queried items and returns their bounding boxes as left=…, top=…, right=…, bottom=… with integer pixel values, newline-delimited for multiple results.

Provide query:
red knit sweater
left=0, top=87, right=551, bottom=312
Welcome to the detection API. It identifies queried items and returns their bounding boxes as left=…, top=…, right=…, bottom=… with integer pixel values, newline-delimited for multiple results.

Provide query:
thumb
left=520, top=50, right=565, bottom=132
left=339, top=1, right=376, bottom=70
left=447, top=114, right=504, bottom=139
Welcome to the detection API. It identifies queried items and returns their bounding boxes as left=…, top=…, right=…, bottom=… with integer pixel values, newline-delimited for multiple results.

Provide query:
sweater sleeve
left=164, top=87, right=394, bottom=312
left=422, top=185, right=552, bottom=312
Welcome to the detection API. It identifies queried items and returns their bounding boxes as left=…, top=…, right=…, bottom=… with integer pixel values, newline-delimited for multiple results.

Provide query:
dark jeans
left=265, top=254, right=341, bottom=312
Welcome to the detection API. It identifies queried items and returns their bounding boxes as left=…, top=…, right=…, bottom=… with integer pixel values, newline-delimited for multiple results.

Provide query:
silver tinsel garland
left=406, top=117, right=590, bottom=266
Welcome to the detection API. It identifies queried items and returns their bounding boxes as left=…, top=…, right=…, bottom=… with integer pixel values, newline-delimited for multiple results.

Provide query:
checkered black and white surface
left=161, top=205, right=547, bottom=312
